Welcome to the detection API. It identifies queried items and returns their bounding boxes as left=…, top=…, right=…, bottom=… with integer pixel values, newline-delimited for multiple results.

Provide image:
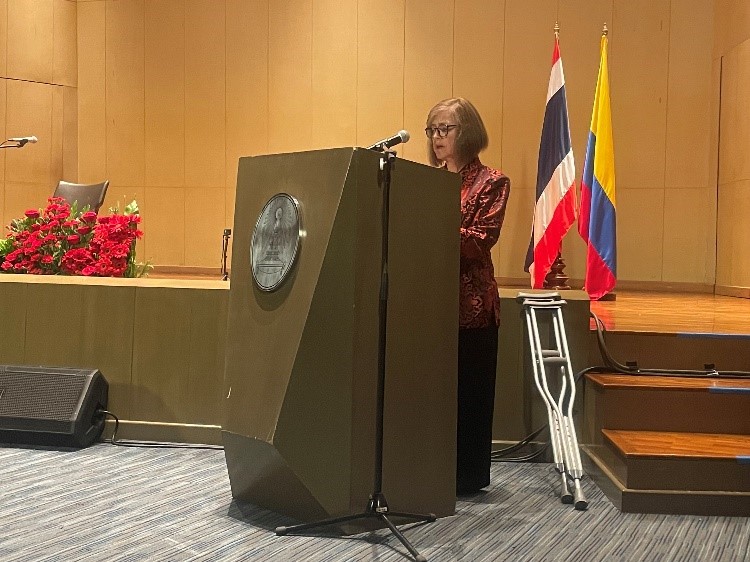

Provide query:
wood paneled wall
left=2, top=1, right=730, bottom=288
left=0, top=0, right=77, bottom=234
left=714, top=0, right=750, bottom=294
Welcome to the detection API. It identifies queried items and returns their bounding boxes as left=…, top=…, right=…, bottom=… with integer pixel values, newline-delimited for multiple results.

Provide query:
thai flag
left=579, top=33, right=616, bottom=300
left=524, top=33, right=577, bottom=289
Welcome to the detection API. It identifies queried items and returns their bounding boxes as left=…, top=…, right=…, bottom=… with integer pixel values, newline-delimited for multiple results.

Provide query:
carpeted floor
left=0, top=443, right=747, bottom=562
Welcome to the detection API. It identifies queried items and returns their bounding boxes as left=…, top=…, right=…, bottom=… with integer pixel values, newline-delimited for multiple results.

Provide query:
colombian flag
left=579, top=33, right=616, bottom=300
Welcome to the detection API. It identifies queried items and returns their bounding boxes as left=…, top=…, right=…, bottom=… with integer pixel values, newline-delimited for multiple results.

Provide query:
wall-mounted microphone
left=366, top=130, right=410, bottom=151
left=8, top=136, right=38, bottom=147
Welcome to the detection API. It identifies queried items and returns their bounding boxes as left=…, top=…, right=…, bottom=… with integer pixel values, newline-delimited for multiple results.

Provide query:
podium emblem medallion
left=251, top=193, right=302, bottom=291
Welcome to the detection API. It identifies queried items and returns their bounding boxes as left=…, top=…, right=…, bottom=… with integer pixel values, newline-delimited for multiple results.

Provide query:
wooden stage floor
left=589, top=290, right=750, bottom=335
left=152, top=268, right=750, bottom=337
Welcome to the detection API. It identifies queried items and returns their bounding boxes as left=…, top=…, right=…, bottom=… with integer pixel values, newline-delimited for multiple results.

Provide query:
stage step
left=584, top=373, right=750, bottom=441
left=582, top=373, right=750, bottom=516
left=601, top=429, right=750, bottom=492
left=582, top=441, right=750, bottom=516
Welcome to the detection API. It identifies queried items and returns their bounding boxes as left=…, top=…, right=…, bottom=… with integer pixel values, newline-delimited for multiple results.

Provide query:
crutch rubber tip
left=275, top=526, right=289, bottom=535
left=575, top=500, right=589, bottom=511
left=561, top=494, right=574, bottom=504
left=416, top=555, right=428, bottom=562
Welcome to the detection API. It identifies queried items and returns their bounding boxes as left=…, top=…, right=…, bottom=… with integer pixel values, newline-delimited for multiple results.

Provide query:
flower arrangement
left=0, top=197, right=150, bottom=278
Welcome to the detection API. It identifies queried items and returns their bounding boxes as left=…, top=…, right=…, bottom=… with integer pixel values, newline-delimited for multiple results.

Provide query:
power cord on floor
left=98, top=410, right=223, bottom=450
left=490, top=424, right=547, bottom=462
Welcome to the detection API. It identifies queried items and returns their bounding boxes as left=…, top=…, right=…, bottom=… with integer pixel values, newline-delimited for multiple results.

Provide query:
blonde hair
left=426, top=97, right=489, bottom=167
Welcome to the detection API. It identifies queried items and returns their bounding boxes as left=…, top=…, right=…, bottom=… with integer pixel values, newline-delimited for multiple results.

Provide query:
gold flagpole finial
left=554, top=21, right=560, bottom=36
left=602, top=23, right=609, bottom=36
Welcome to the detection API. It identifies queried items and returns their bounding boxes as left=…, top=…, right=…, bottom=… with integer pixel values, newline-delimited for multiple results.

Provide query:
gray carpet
left=0, top=443, right=747, bottom=562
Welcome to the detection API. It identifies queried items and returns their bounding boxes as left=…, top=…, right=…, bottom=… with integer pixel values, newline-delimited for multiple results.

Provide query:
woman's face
left=428, top=108, right=460, bottom=171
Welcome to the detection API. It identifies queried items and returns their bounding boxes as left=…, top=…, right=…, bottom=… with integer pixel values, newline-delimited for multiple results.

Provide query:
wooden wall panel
left=617, top=187, right=664, bottom=281
left=145, top=0, right=185, bottom=188
left=713, top=0, right=750, bottom=58
left=717, top=180, right=750, bottom=287
left=24, top=283, right=85, bottom=366
left=502, top=0, right=555, bottom=193
left=145, top=186, right=185, bottom=265
left=663, top=187, right=716, bottom=284
left=50, top=86, right=64, bottom=182
left=226, top=0, right=269, bottom=189
left=714, top=0, right=748, bottom=289
left=665, top=0, right=713, bottom=190
left=4, top=182, right=53, bottom=228
left=499, top=0, right=555, bottom=279
left=268, top=0, right=313, bottom=154
left=0, top=76, right=3, bottom=221
left=53, top=0, right=77, bottom=87
left=5, top=80, right=53, bottom=186
left=356, top=0, right=404, bottom=149
left=715, top=180, right=732, bottom=287
left=0, top=80, right=6, bottom=185
left=185, top=0, right=226, bottom=188
left=0, top=0, right=7, bottom=76
left=718, top=39, right=750, bottom=185
left=44, top=0, right=726, bottom=284
left=105, top=0, right=145, bottom=187
left=717, top=29, right=750, bottom=288
left=0, top=282, right=26, bottom=364
left=453, top=0, right=505, bottom=169
left=185, top=187, right=227, bottom=267
left=311, top=0, right=357, bottom=150
left=611, top=0, right=670, bottom=189
left=62, top=86, right=78, bottom=180
left=77, top=0, right=107, bottom=183
left=7, top=0, right=53, bottom=83
left=402, top=0, right=453, bottom=164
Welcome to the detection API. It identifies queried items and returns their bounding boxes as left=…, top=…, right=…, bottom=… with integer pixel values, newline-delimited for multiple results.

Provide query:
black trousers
left=456, top=324, right=499, bottom=494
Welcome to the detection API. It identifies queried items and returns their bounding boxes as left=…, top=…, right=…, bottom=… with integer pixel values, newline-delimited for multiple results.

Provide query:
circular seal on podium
left=250, top=193, right=301, bottom=292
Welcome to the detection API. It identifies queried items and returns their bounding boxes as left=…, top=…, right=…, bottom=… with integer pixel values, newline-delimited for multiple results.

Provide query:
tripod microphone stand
left=275, top=149, right=436, bottom=562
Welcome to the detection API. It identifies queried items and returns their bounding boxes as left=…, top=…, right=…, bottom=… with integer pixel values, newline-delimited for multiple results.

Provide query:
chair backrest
left=53, top=180, right=110, bottom=214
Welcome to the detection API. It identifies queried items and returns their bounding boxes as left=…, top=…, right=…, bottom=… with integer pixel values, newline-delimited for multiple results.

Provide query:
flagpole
left=598, top=22, right=616, bottom=301
left=543, top=21, right=572, bottom=292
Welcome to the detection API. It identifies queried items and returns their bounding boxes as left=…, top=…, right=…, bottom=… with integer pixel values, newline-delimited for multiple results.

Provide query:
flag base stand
left=544, top=254, right=571, bottom=290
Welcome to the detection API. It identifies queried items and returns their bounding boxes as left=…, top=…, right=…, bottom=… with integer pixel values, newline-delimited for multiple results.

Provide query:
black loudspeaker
left=0, top=365, right=108, bottom=448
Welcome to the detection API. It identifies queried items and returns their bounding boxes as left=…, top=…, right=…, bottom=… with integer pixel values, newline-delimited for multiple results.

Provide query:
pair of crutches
left=518, top=292, right=588, bottom=510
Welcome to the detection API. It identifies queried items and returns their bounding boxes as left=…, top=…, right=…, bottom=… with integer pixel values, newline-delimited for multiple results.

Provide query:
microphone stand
left=220, top=228, right=231, bottom=281
left=275, top=149, right=435, bottom=562
left=0, top=140, right=24, bottom=149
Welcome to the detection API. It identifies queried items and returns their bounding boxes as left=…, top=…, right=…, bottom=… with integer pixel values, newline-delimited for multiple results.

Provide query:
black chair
left=53, top=180, right=110, bottom=214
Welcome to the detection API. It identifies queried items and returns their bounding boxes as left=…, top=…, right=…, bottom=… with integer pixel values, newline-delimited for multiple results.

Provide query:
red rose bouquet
left=0, top=197, right=149, bottom=277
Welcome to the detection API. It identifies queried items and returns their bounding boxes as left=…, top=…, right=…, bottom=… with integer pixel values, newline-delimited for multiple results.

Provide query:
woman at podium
left=425, top=98, right=511, bottom=494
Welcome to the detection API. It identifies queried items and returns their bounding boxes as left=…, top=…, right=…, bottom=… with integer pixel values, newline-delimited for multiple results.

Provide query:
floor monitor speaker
left=0, top=365, right=108, bottom=448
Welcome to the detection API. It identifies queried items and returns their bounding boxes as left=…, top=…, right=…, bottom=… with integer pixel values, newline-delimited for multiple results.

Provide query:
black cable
left=498, top=443, right=550, bottom=463
left=98, top=410, right=223, bottom=450
left=590, top=310, right=750, bottom=379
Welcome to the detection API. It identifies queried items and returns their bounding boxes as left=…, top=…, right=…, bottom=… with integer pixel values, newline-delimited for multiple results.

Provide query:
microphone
left=366, top=130, right=410, bottom=151
left=8, top=136, right=38, bottom=146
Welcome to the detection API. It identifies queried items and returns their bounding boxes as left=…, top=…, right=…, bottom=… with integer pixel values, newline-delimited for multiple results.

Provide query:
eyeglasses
left=424, top=124, right=458, bottom=139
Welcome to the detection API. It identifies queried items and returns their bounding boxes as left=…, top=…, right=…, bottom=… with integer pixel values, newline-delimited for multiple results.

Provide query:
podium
left=222, top=148, right=460, bottom=526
